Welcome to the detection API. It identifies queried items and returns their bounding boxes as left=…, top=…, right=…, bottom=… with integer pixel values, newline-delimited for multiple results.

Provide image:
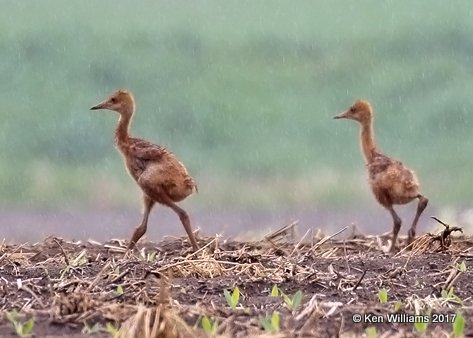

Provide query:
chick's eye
left=350, top=107, right=355, bottom=113
left=110, top=98, right=116, bottom=103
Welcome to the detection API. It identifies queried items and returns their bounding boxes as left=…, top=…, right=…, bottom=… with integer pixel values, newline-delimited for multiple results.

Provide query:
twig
left=430, top=216, right=463, bottom=249
left=351, top=270, right=367, bottom=292
left=19, top=283, right=46, bottom=309
left=0, top=243, right=27, bottom=263
left=265, top=220, right=298, bottom=243
left=310, top=225, right=350, bottom=253
left=110, top=268, right=131, bottom=284
left=54, top=238, right=70, bottom=266
left=155, top=259, right=253, bottom=273
left=185, top=236, right=219, bottom=259
left=295, top=294, right=318, bottom=321
left=343, top=240, right=350, bottom=273
left=86, top=260, right=112, bottom=293
left=290, top=228, right=312, bottom=256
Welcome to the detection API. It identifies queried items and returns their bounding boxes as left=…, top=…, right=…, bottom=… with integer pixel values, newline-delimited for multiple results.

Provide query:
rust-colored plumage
left=334, top=100, right=428, bottom=252
left=90, top=89, right=199, bottom=251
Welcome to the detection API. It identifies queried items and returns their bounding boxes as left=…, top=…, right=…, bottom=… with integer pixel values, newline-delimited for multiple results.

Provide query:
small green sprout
left=281, top=290, right=303, bottom=311
left=138, top=249, right=157, bottom=262
left=365, top=326, right=378, bottom=338
left=82, top=322, right=102, bottom=334
left=105, top=322, right=119, bottom=337
left=457, top=260, right=467, bottom=272
left=224, top=287, right=240, bottom=309
left=112, top=266, right=120, bottom=277
left=201, top=316, right=218, bottom=335
left=377, top=289, right=388, bottom=304
left=60, top=249, right=88, bottom=279
left=441, top=287, right=463, bottom=305
left=5, top=310, right=34, bottom=337
left=452, top=311, right=465, bottom=338
left=271, top=284, right=279, bottom=297
left=71, top=249, right=88, bottom=266
left=414, top=311, right=430, bottom=334
left=260, top=311, right=280, bottom=333
left=394, top=301, right=402, bottom=312
left=116, top=285, right=124, bottom=295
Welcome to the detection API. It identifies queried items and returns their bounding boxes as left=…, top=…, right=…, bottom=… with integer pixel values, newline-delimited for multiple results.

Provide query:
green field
left=1, top=1, right=473, bottom=211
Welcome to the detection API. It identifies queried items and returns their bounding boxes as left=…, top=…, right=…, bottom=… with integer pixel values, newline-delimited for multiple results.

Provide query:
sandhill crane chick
left=334, top=100, right=428, bottom=252
left=90, top=90, right=199, bottom=251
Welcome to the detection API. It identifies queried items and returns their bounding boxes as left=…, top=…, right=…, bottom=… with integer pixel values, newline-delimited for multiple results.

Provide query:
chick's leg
left=127, top=194, right=155, bottom=250
left=407, top=195, right=428, bottom=245
left=388, top=206, right=402, bottom=252
left=160, top=190, right=199, bottom=251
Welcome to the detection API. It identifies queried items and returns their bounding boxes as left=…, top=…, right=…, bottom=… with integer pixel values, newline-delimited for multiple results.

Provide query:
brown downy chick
left=334, top=100, right=428, bottom=252
left=90, top=89, right=199, bottom=251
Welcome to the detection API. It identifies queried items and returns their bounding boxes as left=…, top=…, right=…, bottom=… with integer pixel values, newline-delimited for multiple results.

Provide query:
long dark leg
left=387, top=205, right=402, bottom=252
left=160, top=191, right=199, bottom=251
left=127, top=195, right=155, bottom=250
left=407, top=194, right=428, bottom=245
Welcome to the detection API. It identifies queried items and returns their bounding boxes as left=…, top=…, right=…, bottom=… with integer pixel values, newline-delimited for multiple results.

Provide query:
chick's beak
left=90, top=100, right=108, bottom=110
left=333, top=109, right=350, bottom=119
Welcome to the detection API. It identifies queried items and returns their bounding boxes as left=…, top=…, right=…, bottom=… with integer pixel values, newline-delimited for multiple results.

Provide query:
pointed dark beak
left=334, top=110, right=349, bottom=119
left=90, top=101, right=107, bottom=110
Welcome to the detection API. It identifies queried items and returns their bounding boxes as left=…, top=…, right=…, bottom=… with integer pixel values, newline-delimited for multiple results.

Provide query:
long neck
left=359, top=120, right=377, bottom=163
left=115, top=113, right=132, bottom=147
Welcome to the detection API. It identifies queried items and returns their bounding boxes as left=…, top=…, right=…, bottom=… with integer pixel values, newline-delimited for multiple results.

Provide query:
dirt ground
left=0, top=225, right=472, bottom=338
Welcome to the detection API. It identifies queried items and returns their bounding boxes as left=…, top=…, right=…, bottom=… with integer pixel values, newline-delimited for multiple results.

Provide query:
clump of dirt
left=0, top=225, right=472, bottom=337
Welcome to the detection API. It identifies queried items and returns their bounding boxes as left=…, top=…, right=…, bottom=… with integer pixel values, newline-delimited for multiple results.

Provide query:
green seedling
left=201, top=316, right=218, bottom=335
left=71, top=249, right=88, bottom=266
left=271, top=284, right=279, bottom=297
left=224, top=287, right=240, bottom=309
left=82, top=322, right=102, bottom=334
left=116, top=285, right=124, bottom=295
left=457, top=260, right=467, bottom=272
left=414, top=311, right=430, bottom=334
left=441, top=287, right=463, bottom=305
left=111, top=266, right=120, bottom=277
left=60, top=249, right=88, bottom=279
left=105, top=322, right=119, bottom=337
left=377, top=289, right=388, bottom=304
left=452, top=311, right=465, bottom=338
left=281, top=290, right=303, bottom=311
left=365, top=326, right=378, bottom=338
left=140, top=249, right=157, bottom=262
left=5, top=310, right=34, bottom=337
left=260, top=311, right=280, bottom=333
left=393, top=301, right=402, bottom=312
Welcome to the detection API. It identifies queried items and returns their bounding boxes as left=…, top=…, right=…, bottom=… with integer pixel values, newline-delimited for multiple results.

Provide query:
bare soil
left=0, top=228, right=472, bottom=338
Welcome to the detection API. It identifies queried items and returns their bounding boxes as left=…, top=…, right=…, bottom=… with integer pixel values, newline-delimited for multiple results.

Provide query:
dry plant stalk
left=117, top=271, right=198, bottom=338
left=264, top=221, right=298, bottom=252
left=398, top=216, right=463, bottom=256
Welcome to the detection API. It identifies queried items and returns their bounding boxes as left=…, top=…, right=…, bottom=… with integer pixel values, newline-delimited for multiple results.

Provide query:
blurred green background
left=1, top=1, right=472, bottom=239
